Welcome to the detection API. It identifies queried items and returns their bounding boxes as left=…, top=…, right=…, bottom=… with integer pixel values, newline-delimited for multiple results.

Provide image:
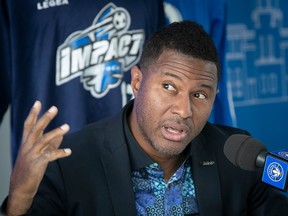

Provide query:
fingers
left=42, top=148, right=72, bottom=163
left=33, top=123, right=70, bottom=153
left=21, top=101, right=70, bottom=158
left=22, top=101, right=42, bottom=144
left=40, top=124, right=72, bottom=162
left=28, top=105, right=59, bottom=144
left=25, top=102, right=72, bottom=162
left=22, top=103, right=59, bottom=151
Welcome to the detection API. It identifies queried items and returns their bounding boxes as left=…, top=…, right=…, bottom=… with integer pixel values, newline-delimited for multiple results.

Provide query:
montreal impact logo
left=56, top=3, right=144, bottom=98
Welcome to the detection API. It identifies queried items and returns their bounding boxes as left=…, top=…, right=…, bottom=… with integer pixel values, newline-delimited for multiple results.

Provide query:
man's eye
left=194, top=93, right=206, bottom=99
left=163, top=83, right=176, bottom=91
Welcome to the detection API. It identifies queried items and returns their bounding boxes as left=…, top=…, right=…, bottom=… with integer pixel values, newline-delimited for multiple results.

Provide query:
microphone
left=224, top=134, right=288, bottom=191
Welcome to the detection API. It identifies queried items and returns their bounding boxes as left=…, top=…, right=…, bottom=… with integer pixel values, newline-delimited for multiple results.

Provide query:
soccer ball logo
left=113, top=11, right=127, bottom=31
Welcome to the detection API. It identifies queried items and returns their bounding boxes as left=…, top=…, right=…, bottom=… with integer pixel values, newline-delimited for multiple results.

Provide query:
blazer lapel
left=190, top=135, right=223, bottom=216
left=100, top=114, right=136, bottom=215
left=101, top=147, right=136, bottom=215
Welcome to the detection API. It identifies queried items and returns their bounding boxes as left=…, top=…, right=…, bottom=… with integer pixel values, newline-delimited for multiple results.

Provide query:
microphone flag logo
left=262, top=154, right=288, bottom=191
left=267, top=162, right=284, bottom=182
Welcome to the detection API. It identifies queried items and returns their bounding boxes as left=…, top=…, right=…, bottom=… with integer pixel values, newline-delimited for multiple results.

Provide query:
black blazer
left=26, top=108, right=288, bottom=215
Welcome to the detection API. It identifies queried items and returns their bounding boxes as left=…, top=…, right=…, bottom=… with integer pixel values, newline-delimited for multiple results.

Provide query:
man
left=2, top=21, right=288, bottom=215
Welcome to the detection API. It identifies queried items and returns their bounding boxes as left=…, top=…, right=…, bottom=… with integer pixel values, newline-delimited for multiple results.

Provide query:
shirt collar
left=123, top=100, right=153, bottom=171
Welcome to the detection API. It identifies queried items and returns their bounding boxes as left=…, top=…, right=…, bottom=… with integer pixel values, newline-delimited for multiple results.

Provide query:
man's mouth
left=162, top=126, right=188, bottom=142
left=166, top=127, right=183, bottom=134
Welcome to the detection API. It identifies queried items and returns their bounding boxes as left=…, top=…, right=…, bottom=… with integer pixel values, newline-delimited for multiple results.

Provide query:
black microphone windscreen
left=224, top=134, right=267, bottom=171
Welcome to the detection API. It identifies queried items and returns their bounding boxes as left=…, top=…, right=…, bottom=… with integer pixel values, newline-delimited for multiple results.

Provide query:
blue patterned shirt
left=132, top=158, right=199, bottom=215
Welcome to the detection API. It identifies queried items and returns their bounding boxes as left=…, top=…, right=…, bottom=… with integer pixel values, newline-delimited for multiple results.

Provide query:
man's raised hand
left=6, top=101, right=71, bottom=215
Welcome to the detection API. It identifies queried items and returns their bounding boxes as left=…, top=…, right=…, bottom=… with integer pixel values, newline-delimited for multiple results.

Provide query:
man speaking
left=2, top=21, right=288, bottom=215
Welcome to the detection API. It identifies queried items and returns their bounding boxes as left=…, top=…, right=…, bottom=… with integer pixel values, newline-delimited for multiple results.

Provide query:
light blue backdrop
left=226, top=0, right=288, bottom=151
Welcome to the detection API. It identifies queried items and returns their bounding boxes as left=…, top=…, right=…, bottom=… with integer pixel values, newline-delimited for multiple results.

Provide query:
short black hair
left=139, top=20, right=220, bottom=81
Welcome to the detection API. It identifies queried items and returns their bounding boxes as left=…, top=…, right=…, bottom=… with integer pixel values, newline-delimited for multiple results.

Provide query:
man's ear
left=131, top=65, right=142, bottom=97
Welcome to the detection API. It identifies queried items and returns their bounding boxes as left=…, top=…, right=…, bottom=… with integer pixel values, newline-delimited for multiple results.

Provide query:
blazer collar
left=99, top=108, right=136, bottom=215
left=100, top=145, right=136, bottom=215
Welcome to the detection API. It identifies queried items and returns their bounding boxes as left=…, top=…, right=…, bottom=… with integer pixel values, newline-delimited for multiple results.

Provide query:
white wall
left=0, top=108, right=12, bottom=202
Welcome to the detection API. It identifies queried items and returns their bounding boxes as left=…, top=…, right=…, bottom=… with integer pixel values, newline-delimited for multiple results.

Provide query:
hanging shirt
left=0, top=0, right=165, bottom=164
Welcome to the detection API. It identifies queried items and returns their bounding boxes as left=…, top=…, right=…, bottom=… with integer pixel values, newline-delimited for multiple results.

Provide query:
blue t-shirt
left=0, top=0, right=165, bottom=164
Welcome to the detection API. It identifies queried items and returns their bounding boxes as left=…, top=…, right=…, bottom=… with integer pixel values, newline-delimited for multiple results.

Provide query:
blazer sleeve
left=27, top=161, right=67, bottom=215
left=0, top=161, right=66, bottom=215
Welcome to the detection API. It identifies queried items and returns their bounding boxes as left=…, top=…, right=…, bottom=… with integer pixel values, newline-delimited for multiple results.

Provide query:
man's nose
left=170, top=94, right=192, bottom=119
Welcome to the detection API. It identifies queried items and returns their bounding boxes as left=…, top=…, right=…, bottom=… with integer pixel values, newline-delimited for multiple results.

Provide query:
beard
left=137, top=118, right=190, bottom=157
left=134, top=87, right=192, bottom=157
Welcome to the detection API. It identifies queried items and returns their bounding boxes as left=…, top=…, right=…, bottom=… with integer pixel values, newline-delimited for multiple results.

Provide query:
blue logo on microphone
left=267, top=162, right=284, bottom=182
left=262, top=154, right=288, bottom=191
